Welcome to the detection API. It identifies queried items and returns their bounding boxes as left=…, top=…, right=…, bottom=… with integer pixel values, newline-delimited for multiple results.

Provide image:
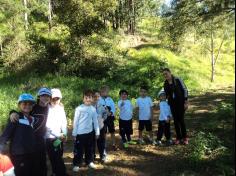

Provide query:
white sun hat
left=158, top=89, right=166, bottom=97
left=51, top=88, right=62, bottom=99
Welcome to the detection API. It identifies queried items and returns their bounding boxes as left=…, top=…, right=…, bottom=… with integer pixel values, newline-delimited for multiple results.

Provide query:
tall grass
left=0, top=41, right=235, bottom=129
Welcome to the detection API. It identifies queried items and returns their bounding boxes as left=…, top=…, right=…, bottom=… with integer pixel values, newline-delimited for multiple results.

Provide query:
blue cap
left=18, top=93, right=36, bottom=103
left=37, top=88, right=52, bottom=97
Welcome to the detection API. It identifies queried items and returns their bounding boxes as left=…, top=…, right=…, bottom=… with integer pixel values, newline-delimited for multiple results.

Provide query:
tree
left=159, top=0, right=235, bottom=81
left=23, top=0, right=29, bottom=30
left=48, top=0, right=53, bottom=32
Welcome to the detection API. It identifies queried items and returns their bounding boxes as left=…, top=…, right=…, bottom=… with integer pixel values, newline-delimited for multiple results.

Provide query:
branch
left=214, top=31, right=228, bottom=66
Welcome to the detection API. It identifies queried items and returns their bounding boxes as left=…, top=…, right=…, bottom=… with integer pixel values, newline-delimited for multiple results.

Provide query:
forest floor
left=46, top=86, right=235, bottom=176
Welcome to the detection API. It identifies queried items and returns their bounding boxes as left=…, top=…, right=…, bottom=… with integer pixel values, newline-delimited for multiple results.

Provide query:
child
left=46, top=88, right=67, bottom=176
left=98, top=86, right=117, bottom=150
left=9, top=88, right=52, bottom=176
left=136, top=86, right=156, bottom=145
left=156, top=90, right=173, bottom=146
left=118, top=90, right=136, bottom=148
left=0, top=94, right=36, bottom=176
left=93, top=90, right=108, bottom=163
left=72, top=90, right=100, bottom=172
left=0, top=154, right=15, bottom=176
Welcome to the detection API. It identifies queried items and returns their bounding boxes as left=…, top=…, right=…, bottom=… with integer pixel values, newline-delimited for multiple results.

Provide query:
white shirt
left=136, top=96, right=153, bottom=120
left=98, top=97, right=116, bottom=115
left=46, top=105, right=67, bottom=138
left=159, top=101, right=172, bottom=121
left=118, top=100, right=133, bottom=120
left=94, top=103, right=107, bottom=129
left=72, top=104, right=100, bottom=136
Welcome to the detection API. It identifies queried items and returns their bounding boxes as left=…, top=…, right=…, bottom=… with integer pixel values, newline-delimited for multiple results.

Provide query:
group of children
left=0, top=83, right=185, bottom=176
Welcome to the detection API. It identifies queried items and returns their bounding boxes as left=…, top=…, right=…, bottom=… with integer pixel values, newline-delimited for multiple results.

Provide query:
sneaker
left=174, top=139, right=180, bottom=145
left=112, top=144, right=118, bottom=151
left=101, top=155, right=107, bottom=163
left=88, top=162, right=97, bottom=169
left=72, top=166, right=80, bottom=172
left=139, top=139, right=145, bottom=145
left=123, top=142, right=129, bottom=148
left=147, top=137, right=153, bottom=143
left=128, top=140, right=137, bottom=145
left=157, top=140, right=162, bottom=146
left=183, top=138, right=189, bottom=145
left=152, top=140, right=157, bottom=145
left=167, top=140, right=173, bottom=145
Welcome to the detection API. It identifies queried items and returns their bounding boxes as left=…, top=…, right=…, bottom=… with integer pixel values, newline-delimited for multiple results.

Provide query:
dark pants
left=73, top=132, right=93, bottom=166
left=97, top=127, right=106, bottom=158
left=32, top=149, right=47, bottom=176
left=92, top=131, right=96, bottom=160
left=119, top=119, right=133, bottom=143
left=171, top=104, right=187, bottom=140
left=11, top=154, right=34, bottom=176
left=157, top=120, right=171, bottom=141
left=104, top=116, right=115, bottom=134
left=46, top=139, right=66, bottom=176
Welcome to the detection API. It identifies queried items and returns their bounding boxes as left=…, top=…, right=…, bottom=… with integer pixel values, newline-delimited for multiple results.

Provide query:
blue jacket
left=0, top=113, right=36, bottom=156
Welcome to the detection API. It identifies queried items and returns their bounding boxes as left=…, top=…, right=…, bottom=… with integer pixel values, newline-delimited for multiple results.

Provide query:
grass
left=0, top=39, right=235, bottom=128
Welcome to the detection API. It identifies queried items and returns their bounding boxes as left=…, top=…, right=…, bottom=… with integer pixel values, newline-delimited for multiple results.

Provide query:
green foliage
left=217, top=102, right=235, bottom=122
left=54, top=0, right=106, bottom=37
left=159, top=0, right=235, bottom=51
left=188, top=132, right=225, bottom=163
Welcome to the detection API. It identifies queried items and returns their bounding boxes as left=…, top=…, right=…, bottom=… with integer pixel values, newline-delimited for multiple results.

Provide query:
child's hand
left=60, top=134, right=67, bottom=142
left=73, top=137, right=76, bottom=141
left=166, top=119, right=170, bottom=123
left=107, top=111, right=112, bottom=116
left=10, top=113, right=19, bottom=123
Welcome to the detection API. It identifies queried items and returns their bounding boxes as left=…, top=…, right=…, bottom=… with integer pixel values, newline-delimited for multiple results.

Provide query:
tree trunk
left=0, top=42, right=3, bottom=57
left=210, top=27, right=215, bottom=82
left=102, top=14, right=106, bottom=27
left=132, top=0, right=135, bottom=35
left=23, top=0, right=28, bottom=30
left=115, top=10, right=119, bottom=29
left=48, top=0, right=53, bottom=32
left=127, top=0, right=135, bottom=34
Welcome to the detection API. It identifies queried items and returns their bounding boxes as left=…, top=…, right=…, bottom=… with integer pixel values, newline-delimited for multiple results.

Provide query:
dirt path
left=49, top=87, right=235, bottom=176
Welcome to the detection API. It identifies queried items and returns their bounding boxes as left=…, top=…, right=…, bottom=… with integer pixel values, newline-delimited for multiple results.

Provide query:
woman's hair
left=119, top=89, right=128, bottom=96
left=162, top=68, right=171, bottom=73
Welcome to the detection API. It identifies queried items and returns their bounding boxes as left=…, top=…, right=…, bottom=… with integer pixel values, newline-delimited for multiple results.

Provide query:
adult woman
left=162, top=68, right=189, bottom=145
